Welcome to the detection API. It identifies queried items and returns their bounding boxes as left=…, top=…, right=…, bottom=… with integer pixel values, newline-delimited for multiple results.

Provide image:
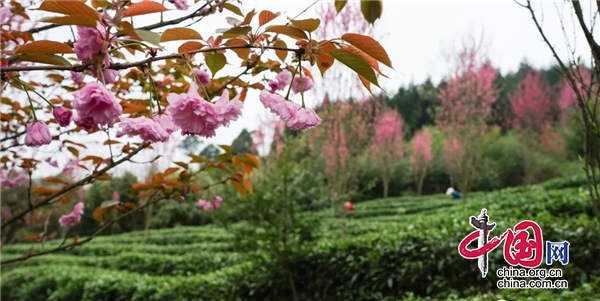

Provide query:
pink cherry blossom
left=258, top=90, right=302, bottom=120
left=197, top=199, right=214, bottom=211
left=24, top=122, right=52, bottom=147
left=274, top=100, right=302, bottom=121
left=53, top=106, right=73, bottom=127
left=153, top=113, right=178, bottom=135
left=73, top=22, right=118, bottom=84
left=213, top=196, right=223, bottom=209
left=191, top=68, right=211, bottom=86
left=117, top=116, right=173, bottom=142
left=291, top=75, right=314, bottom=94
left=0, top=170, right=28, bottom=188
left=71, top=72, right=84, bottom=85
left=197, top=196, right=223, bottom=211
left=45, top=157, right=59, bottom=168
left=63, top=158, right=80, bottom=175
left=268, top=70, right=292, bottom=92
left=73, top=114, right=98, bottom=132
left=74, top=23, right=115, bottom=64
left=112, top=191, right=120, bottom=202
left=59, top=202, right=84, bottom=227
left=0, top=6, right=11, bottom=24
left=287, top=107, right=322, bottom=131
left=259, top=90, right=285, bottom=114
left=169, top=0, right=188, bottom=10
left=72, top=82, right=122, bottom=127
left=213, top=90, right=244, bottom=127
left=166, top=82, right=221, bottom=137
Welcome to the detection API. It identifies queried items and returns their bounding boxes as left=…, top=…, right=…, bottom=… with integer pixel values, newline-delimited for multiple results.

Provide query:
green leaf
left=220, top=3, right=243, bottom=17
left=218, top=144, right=233, bottom=154
left=39, top=15, right=98, bottom=27
left=134, top=29, right=162, bottom=46
left=205, top=53, right=227, bottom=76
left=289, top=18, right=321, bottom=33
left=335, top=0, right=348, bottom=13
left=160, top=27, right=203, bottom=42
left=329, top=48, right=379, bottom=87
left=15, top=54, right=72, bottom=66
left=221, top=26, right=252, bottom=39
left=100, top=200, right=120, bottom=208
left=342, top=33, right=392, bottom=68
left=360, top=0, right=383, bottom=24
left=264, top=25, right=308, bottom=40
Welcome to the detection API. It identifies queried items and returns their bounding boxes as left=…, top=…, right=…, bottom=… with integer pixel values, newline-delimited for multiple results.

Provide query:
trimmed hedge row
left=1, top=263, right=258, bottom=301
left=398, top=278, right=600, bottom=301
left=2, top=251, right=243, bottom=276
left=2, top=176, right=598, bottom=301
left=2, top=241, right=234, bottom=256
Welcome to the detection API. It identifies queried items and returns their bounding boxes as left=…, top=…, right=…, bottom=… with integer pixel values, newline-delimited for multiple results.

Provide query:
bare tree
left=517, top=0, right=600, bottom=225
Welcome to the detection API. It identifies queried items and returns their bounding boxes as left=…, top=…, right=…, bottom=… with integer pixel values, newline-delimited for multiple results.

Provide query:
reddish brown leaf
left=123, top=1, right=168, bottom=17
left=37, top=0, right=100, bottom=20
left=258, top=10, right=278, bottom=26
left=273, top=39, right=288, bottom=61
left=341, top=33, right=392, bottom=68
left=93, top=206, right=109, bottom=223
left=160, top=27, right=202, bottom=42
left=43, top=177, right=66, bottom=184
left=164, top=167, right=180, bottom=176
left=178, top=41, right=204, bottom=53
left=224, top=38, right=249, bottom=59
left=31, top=186, right=56, bottom=195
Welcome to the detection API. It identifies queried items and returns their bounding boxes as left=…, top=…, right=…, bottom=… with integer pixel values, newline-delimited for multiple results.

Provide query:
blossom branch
left=1, top=45, right=300, bottom=74
left=1, top=191, right=162, bottom=265
left=1, top=142, right=151, bottom=230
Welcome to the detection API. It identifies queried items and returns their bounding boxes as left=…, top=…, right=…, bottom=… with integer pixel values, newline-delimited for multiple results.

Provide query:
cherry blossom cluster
left=22, top=19, right=322, bottom=148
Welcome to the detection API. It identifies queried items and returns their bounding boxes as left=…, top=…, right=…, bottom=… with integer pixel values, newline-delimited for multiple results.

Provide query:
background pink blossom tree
left=509, top=70, right=554, bottom=133
left=410, top=129, right=433, bottom=196
left=369, top=109, right=405, bottom=198
left=436, top=41, right=500, bottom=201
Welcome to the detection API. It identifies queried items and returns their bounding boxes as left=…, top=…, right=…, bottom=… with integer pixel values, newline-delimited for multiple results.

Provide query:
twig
left=1, top=191, right=162, bottom=265
left=1, top=142, right=151, bottom=230
left=2, top=45, right=298, bottom=73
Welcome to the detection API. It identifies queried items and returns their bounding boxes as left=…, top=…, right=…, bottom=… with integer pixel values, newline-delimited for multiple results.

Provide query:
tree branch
left=1, top=191, right=162, bottom=265
left=1, top=142, right=150, bottom=230
left=572, top=1, right=600, bottom=63
left=1, top=45, right=299, bottom=74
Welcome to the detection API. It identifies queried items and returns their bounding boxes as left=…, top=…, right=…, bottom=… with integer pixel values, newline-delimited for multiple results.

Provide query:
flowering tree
left=369, top=109, right=404, bottom=198
left=307, top=98, right=380, bottom=238
left=436, top=42, right=500, bottom=201
left=0, top=0, right=390, bottom=264
left=509, top=70, right=553, bottom=133
left=410, top=129, right=433, bottom=196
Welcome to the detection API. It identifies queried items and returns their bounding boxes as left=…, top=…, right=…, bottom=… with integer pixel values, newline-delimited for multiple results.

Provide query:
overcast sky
left=5, top=0, right=599, bottom=178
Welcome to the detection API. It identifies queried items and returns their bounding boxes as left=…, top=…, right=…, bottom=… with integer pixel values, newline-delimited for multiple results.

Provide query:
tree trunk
left=285, top=260, right=299, bottom=301
left=383, top=178, right=390, bottom=198
left=417, top=174, right=425, bottom=196
left=143, top=202, right=154, bottom=243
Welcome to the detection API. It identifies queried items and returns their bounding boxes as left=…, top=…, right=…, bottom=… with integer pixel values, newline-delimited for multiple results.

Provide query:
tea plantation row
left=2, top=175, right=599, bottom=300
